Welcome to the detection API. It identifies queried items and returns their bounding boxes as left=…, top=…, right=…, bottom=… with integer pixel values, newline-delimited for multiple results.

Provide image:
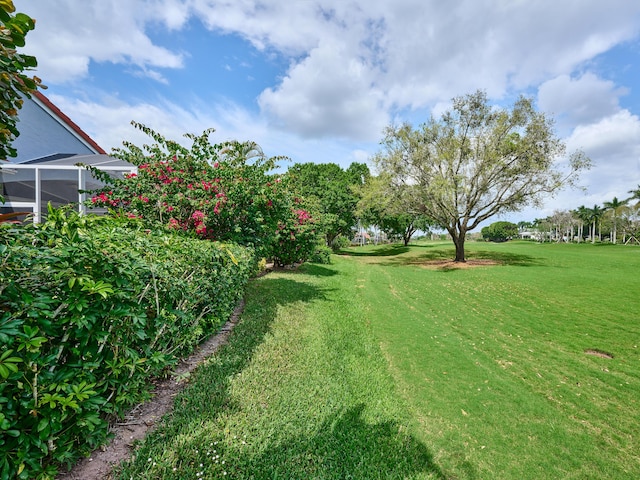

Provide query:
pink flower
left=191, top=210, right=205, bottom=221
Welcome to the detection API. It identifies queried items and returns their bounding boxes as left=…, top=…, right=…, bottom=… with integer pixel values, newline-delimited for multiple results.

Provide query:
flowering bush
left=272, top=206, right=318, bottom=267
left=86, top=122, right=299, bottom=260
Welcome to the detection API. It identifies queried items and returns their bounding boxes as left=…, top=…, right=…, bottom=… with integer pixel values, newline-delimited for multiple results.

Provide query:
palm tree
left=603, top=197, right=628, bottom=244
left=628, top=185, right=640, bottom=206
left=588, top=204, right=605, bottom=243
left=574, top=205, right=591, bottom=243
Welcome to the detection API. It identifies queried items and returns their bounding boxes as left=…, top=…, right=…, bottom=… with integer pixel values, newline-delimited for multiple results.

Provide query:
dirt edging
left=57, top=299, right=246, bottom=480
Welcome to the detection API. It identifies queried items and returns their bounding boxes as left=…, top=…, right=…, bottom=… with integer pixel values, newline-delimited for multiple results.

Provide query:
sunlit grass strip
left=347, top=240, right=640, bottom=479
left=115, top=263, right=443, bottom=479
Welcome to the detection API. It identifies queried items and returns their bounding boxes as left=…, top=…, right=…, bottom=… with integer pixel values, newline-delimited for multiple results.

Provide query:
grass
left=116, top=240, right=640, bottom=479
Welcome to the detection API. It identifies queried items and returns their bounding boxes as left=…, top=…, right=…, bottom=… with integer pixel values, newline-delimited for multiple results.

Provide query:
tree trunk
left=453, top=233, right=466, bottom=262
left=326, top=233, right=337, bottom=248
left=403, top=226, right=416, bottom=246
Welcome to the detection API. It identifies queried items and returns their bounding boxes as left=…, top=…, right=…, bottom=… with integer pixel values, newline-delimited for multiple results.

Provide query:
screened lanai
left=0, top=153, right=136, bottom=223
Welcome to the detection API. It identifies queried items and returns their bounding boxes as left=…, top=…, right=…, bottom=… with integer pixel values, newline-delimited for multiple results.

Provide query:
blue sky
left=13, top=0, right=640, bottom=224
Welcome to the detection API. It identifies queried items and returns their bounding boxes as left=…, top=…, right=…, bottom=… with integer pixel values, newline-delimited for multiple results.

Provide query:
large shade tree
left=373, top=90, right=590, bottom=261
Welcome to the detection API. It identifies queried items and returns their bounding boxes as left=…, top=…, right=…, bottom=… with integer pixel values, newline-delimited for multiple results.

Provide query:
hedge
left=0, top=208, right=254, bottom=479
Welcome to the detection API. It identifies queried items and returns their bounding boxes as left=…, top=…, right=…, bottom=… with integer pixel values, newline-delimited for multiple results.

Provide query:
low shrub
left=309, top=245, right=332, bottom=264
left=0, top=208, right=254, bottom=479
left=331, top=235, right=351, bottom=252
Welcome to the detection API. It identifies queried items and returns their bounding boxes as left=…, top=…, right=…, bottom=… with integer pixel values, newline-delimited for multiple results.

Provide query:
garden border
left=57, top=299, right=246, bottom=480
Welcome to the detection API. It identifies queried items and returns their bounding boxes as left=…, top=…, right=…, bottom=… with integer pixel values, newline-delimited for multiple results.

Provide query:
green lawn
left=116, top=241, right=640, bottom=479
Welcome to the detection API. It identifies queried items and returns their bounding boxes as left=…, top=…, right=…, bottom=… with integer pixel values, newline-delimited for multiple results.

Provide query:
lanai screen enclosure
left=0, top=154, right=136, bottom=223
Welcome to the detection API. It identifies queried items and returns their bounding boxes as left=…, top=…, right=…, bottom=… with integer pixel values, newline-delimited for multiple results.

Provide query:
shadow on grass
left=115, top=277, right=332, bottom=474
left=231, top=404, right=447, bottom=479
left=468, top=249, right=543, bottom=267
left=337, top=244, right=411, bottom=257
left=297, top=263, right=339, bottom=277
left=116, top=273, right=448, bottom=479
left=336, top=243, right=540, bottom=267
left=376, top=248, right=543, bottom=269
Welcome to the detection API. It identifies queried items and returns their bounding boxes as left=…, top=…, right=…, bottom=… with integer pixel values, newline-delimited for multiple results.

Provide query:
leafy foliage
left=0, top=0, right=44, bottom=160
left=87, top=122, right=317, bottom=265
left=0, top=207, right=253, bottom=479
left=373, top=90, right=590, bottom=261
left=286, top=162, right=369, bottom=246
left=358, top=174, right=433, bottom=246
left=272, top=207, right=318, bottom=267
left=481, top=221, right=518, bottom=242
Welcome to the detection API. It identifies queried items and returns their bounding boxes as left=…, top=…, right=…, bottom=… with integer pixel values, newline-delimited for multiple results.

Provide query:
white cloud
left=48, top=92, right=376, bottom=171
left=527, top=109, right=640, bottom=216
left=538, top=73, right=626, bottom=126
left=567, top=110, right=640, bottom=160
left=18, top=0, right=640, bottom=140
left=189, top=0, right=640, bottom=137
left=258, top=40, right=388, bottom=141
left=18, top=0, right=184, bottom=84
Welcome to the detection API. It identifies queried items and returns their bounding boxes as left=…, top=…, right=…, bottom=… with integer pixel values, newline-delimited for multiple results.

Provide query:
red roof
left=33, top=90, right=107, bottom=155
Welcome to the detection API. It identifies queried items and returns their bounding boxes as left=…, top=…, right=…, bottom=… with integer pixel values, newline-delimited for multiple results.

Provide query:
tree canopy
left=0, top=0, right=43, bottom=160
left=286, top=162, right=369, bottom=247
left=481, top=221, right=518, bottom=242
left=373, top=90, right=590, bottom=261
left=358, top=174, right=433, bottom=246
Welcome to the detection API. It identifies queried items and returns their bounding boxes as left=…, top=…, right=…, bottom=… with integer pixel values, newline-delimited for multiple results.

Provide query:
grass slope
left=117, top=241, right=640, bottom=479
left=116, top=262, right=442, bottom=479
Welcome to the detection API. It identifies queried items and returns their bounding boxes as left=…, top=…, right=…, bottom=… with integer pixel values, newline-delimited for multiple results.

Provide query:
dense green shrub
left=0, top=208, right=254, bottom=479
left=271, top=207, right=318, bottom=267
left=331, top=235, right=352, bottom=252
left=309, top=245, right=332, bottom=264
left=481, top=221, right=518, bottom=242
